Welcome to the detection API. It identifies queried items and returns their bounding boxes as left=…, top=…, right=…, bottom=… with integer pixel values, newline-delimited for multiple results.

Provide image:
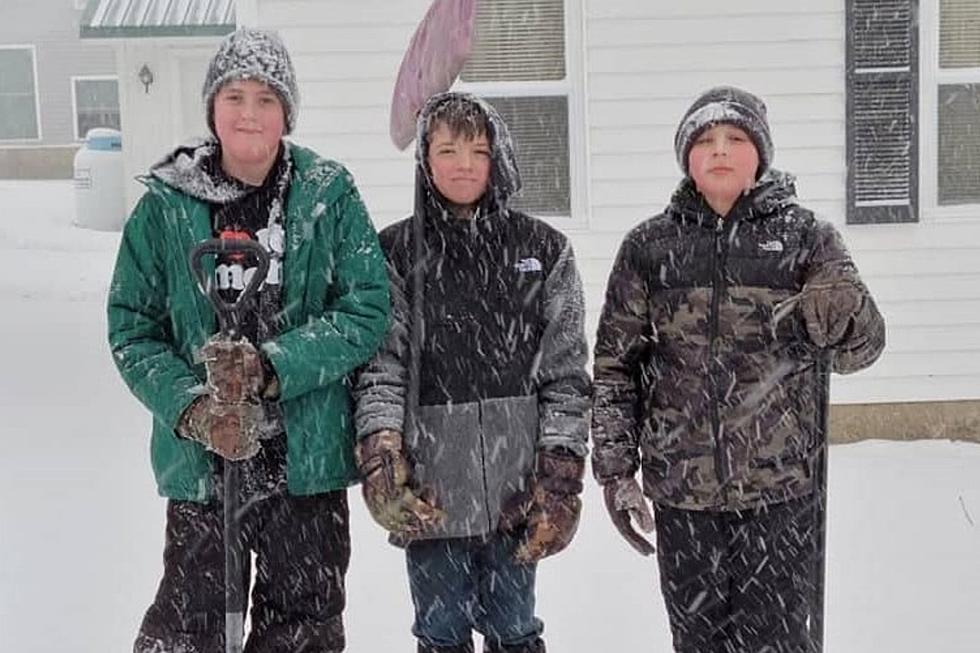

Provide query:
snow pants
left=133, top=489, right=350, bottom=653
left=654, top=495, right=819, bottom=653
left=406, top=533, right=545, bottom=653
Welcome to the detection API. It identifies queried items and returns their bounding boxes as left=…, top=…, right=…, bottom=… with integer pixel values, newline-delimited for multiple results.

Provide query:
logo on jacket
left=214, top=223, right=285, bottom=291
left=515, top=257, right=543, bottom=273
left=759, top=240, right=784, bottom=253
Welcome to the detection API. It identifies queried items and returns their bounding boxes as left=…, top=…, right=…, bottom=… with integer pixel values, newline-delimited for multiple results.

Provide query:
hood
left=413, top=92, right=521, bottom=215
left=666, top=168, right=800, bottom=226
left=147, top=138, right=289, bottom=205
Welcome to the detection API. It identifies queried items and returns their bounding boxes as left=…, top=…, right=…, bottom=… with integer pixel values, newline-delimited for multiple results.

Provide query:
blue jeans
left=405, top=533, right=544, bottom=650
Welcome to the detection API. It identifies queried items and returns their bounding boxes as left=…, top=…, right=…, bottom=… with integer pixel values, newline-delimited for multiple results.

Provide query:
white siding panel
left=589, top=68, right=844, bottom=100
left=858, top=248, right=980, bottom=277
left=291, top=54, right=402, bottom=82
left=259, top=0, right=421, bottom=27
left=588, top=14, right=842, bottom=46
left=587, top=0, right=837, bottom=20
left=280, top=26, right=413, bottom=55
left=831, top=375, right=980, bottom=404
left=589, top=41, right=843, bottom=74
left=255, top=0, right=428, bottom=244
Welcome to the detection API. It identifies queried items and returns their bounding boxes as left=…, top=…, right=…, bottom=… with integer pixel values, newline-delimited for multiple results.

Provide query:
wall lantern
left=138, top=64, right=154, bottom=93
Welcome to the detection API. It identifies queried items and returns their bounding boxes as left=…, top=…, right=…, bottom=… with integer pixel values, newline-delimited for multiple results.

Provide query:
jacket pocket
left=408, top=401, right=486, bottom=538
left=480, top=395, right=538, bottom=529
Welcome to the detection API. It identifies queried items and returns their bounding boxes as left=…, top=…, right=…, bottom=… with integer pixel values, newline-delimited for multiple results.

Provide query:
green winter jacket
left=107, top=143, right=390, bottom=502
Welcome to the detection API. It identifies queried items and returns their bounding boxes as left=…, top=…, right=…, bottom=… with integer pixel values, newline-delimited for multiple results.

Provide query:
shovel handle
left=189, top=238, right=270, bottom=339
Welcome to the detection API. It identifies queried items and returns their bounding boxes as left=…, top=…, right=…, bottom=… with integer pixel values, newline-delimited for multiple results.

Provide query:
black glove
left=499, top=449, right=585, bottom=563
left=355, top=430, right=445, bottom=536
left=602, top=477, right=656, bottom=556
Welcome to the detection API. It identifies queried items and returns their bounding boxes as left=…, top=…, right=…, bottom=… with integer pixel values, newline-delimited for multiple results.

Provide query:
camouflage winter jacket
left=591, top=171, right=885, bottom=511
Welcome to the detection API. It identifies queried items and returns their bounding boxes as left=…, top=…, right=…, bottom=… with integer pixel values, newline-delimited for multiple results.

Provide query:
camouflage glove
left=177, top=395, right=262, bottom=461
left=602, top=477, right=656, bottom=556
left=198, top=336, right=272, bottom=403
left=499, top=449, right=585, bottom=564
left=799, top=280, right=865, bottom=349
left=355, top=430, right=445, bottom=537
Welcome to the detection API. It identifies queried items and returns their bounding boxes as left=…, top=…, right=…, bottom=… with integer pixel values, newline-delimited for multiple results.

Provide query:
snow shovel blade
left=390, top=0, right=477, bottom=150
left=189, top=238, right=270, bottom=340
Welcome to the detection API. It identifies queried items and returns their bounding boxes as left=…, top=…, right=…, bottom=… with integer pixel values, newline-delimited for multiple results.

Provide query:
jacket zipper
left=708, top=215, right=731, bottom=498
left=477, top=401, right=493, bottom=532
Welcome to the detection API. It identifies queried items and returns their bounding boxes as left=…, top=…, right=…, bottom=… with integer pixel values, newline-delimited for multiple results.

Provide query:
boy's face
left=688, top=123, right=759, bottom=205
left=426, top=123, right=492, bottom=206
left=213, top=79, right=285, bottom=173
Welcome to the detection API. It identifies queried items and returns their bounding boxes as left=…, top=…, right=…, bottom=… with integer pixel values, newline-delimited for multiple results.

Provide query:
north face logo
left=515, top=257, right=543, bottom=272
left=759, top=240, right=784, bottom=253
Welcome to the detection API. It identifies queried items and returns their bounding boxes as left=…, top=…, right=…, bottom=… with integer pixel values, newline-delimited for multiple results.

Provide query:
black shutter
left=846, top=0, right=919, bottom=224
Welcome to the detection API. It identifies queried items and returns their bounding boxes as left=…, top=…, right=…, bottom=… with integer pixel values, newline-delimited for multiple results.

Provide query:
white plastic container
left=73, top=128, right=125, bottom=231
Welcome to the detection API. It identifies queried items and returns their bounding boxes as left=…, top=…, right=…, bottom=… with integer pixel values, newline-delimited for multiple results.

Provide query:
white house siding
left=581, top=0, right=980, bottom=405
left=248, top=0, right=978, bottom=406
left=253, top=0, right=427, bottom=228
left=114, top=37, right=225, bottom=209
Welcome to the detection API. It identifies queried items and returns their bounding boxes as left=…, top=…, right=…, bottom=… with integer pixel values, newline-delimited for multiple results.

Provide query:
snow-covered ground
left=1, top=180, right=977, bottom=652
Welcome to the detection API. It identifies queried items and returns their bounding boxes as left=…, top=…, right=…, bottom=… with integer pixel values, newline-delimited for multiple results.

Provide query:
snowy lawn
left=1, top=180, right=977, bottom=652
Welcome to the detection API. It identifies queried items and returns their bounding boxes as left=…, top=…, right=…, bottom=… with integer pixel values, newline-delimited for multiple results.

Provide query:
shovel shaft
left=224, top=461, right=245, bottom=653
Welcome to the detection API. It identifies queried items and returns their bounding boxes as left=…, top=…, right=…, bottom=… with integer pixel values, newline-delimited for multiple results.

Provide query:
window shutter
left=484, top=96, right=570, bottom=217
left=461, top=0, right=565, bottom=82
left=846, top=0, right=919, bottom=224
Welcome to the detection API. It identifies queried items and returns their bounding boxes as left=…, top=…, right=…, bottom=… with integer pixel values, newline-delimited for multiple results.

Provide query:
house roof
left=80, top=0, right=236, bottom=39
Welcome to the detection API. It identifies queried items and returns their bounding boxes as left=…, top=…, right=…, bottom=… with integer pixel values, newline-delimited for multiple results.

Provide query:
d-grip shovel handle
left=190, top=238, right=270, bottom=339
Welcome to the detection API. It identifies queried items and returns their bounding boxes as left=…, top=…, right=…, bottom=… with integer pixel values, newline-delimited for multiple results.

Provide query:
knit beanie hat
left=202, top=28, right=299, bottom=135
left=674, top=86, right=773, bottom=179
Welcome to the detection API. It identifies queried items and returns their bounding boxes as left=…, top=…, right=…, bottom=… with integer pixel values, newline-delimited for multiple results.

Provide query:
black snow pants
left=133, top=488, right=350, bottom=653
left=654, top=495, right=819, bottom=653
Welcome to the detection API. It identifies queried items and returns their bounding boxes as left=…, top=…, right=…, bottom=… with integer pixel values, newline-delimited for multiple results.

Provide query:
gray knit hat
left=202, top=28, right=299, bottom=135
left=674, top=86, right=773, bottom=179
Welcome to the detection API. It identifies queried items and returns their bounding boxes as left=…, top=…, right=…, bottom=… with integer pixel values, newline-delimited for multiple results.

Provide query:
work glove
left=602, top=476, right=656, bottom=556
left=354, top=430, right=445, bottom=537
left=499, top=449, right=585, bottom=564
left=177, top=395, right=262, bottom=461
left=799, top=279, right=865, bottom=349
left=198, top=336, right=277, bottom=402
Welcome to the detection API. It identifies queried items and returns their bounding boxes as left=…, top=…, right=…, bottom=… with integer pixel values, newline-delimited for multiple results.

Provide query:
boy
left=108, top=29, right=389, bottom=652
left=591, top=86, right=885, bottom=652
left=354, top=92, right=591, bottom=653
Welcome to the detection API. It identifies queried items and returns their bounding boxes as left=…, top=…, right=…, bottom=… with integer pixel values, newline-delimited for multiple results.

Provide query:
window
left=0, top=46, right=40, bottom=141
left=845, top=0, right=919, bottom=224
left=72, top=76, right=121, bottom=140
left=848, top=1, right=980, bottom=222
left=934, top=1, right=980, bottom=206
left=455, top=0, right=587, bottom=224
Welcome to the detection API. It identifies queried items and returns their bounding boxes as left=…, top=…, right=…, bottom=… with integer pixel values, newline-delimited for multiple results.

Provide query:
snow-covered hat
left=674, top=86, right=773, bottom=179
left=202, top=28, right=299, bottom=135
